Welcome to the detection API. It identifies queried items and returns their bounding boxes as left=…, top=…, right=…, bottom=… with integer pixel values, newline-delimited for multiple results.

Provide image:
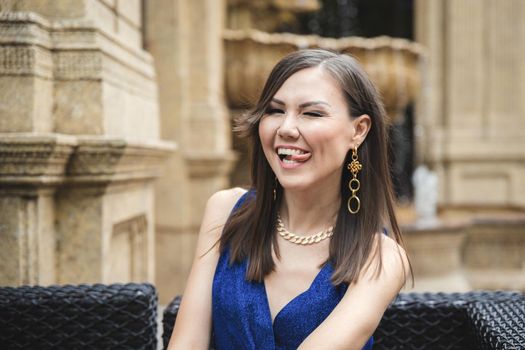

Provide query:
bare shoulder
left=206, top=187, right=247, bottom=210
left=204, top=187, right=247, bottom=226
left=365, top=232, right=410, bottom=285
left=196, top=187, right=247, bottom=253
left=378, top=233, right=409, bottom=266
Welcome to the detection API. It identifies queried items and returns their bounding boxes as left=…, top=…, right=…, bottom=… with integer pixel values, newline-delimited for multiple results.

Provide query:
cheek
left=308, top=130, right=352, bottom=169
left=311, top=124, right=352, bottom=153
left=258, top=118, right=276, bottom=152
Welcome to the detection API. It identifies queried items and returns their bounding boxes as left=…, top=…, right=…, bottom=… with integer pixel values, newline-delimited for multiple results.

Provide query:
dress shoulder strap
left=230, top=189, right=254, bottom=214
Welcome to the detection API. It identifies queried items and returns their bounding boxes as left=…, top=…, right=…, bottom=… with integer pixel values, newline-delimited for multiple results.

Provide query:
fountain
left=224, top=29, right=424, bottom=123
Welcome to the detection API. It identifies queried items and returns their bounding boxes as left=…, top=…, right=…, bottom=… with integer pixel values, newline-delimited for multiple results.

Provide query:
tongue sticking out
left=287, top=152, right=311, bottom=162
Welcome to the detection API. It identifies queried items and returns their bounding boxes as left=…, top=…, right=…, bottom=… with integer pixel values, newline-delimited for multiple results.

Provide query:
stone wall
left=0, top=0, right=173, bottom=286
left=409, top=0, right=525, bottom=292
left=414, top=0, right=525, bottom=209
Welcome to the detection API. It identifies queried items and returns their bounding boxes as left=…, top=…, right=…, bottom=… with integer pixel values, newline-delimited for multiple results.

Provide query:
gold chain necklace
left=276, top=213, right=334, bottom=245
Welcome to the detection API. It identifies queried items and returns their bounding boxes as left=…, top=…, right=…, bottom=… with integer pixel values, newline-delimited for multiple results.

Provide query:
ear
left=351, top=114, right=371, bottom=147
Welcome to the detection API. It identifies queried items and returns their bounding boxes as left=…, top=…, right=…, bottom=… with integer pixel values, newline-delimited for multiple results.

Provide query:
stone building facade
left=0, top=0, right=235, bottom=304
left=411, top=0, right=525, bottom=292
left=415, top=0, right=525, bottom=209
left=0, top=0, right=174, bottom=287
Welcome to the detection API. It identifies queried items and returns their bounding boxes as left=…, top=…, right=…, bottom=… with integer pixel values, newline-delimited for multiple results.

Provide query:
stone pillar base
left=0, top=133, right=175, bottom=286
left=403, top=221, right=469, bottom=292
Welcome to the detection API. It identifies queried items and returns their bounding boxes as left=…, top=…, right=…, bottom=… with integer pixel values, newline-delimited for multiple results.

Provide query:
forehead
left=272, top=66, right=345, bottom=105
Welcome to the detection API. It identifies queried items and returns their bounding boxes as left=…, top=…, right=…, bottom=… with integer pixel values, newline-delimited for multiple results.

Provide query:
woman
left=168, top=49, right=413, bottom=350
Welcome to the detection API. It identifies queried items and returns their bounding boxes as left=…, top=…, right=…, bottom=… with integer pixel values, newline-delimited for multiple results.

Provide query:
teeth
left=283, top=158, right=298, bottom=164
left=277, top=148, right=306, bottom=156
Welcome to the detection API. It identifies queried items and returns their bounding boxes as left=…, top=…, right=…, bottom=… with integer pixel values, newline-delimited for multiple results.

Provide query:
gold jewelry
left=273, top=176, right=277, bottom=201
left=276, top=213, right=334, bottom=245
left=347, top=146, right=362, bottom=214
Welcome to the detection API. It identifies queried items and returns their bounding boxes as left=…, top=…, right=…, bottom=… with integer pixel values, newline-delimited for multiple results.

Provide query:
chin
left=278, top=178, right=314, bottom=192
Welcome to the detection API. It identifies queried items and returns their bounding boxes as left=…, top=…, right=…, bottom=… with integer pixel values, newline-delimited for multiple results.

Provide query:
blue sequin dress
left=211, top=193, right=374, bottom=349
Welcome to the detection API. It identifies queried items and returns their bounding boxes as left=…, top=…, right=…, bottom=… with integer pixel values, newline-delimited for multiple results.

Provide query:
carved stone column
left=144, top=0, right=236, bottom=303
left=182, top=0, right=237, bottom=287
left=411, top=0, right=525, bottom=291
left=415, top=0, right=525, bottom=209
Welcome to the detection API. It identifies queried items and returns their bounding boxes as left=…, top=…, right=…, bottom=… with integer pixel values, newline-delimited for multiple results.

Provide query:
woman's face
left=259, top=66, right=362, bottom=192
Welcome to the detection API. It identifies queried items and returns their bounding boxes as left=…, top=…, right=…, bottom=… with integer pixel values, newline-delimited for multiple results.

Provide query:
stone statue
left=412, top=165, right=438, bottom=225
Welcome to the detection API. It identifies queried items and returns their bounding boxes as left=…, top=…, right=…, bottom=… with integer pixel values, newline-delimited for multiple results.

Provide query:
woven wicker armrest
left=468, top=296, right=525, bottom=350
left=0, top=283, right=158, bottom=350
left=162, top=295, right=182, bottom=348
left=372, top=291, right=522, bottom=350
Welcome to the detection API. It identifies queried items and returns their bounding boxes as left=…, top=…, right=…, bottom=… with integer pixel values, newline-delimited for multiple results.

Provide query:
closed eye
left=266, top=108, right=285, bottom=115
left=304, top=111, right=324, bottom=117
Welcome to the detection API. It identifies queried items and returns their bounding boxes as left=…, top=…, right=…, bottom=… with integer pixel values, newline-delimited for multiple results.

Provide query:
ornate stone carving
left=66, top=137, right=175, bottom=184
left=0, top=11, right=155, bottom=96
left=0, top=134, right=76, bottom=185
left=53, top=50, right=102, bottom=80
left=0, top=134, right=175, bottom=186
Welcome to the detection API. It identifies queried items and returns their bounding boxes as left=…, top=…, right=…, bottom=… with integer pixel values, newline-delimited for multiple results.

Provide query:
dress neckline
left=261, top=263, right=331, bottom=327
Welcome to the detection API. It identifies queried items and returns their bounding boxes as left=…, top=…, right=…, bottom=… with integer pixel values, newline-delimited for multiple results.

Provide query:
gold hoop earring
left=347, top=146, right=362, bottom=214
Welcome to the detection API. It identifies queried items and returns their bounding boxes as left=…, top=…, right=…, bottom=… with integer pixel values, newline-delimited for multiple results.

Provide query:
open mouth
left=276, top=147, right=311, bottom=164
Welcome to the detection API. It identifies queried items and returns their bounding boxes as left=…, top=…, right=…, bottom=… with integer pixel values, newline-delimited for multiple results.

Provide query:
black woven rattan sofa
left=163, top=291, right=525, bottom=350
left=0, top=283, right=158, bottom=350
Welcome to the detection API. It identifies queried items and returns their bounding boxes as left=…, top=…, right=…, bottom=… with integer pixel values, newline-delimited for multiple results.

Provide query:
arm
left=166, top=188, right=246, bottom=350
left=298, top=233, right=410, bottom=350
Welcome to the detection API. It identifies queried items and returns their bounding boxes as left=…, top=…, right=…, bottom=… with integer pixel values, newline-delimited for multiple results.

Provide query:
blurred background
left=0, top=0, right=523, bottom=305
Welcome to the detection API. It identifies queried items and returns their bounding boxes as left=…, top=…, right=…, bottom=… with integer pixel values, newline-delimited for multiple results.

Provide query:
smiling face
left=258, top=66, right=361, bottom=192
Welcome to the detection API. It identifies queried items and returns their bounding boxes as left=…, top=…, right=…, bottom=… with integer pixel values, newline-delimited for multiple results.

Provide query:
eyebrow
left=271, top=98, right=332, bottom=109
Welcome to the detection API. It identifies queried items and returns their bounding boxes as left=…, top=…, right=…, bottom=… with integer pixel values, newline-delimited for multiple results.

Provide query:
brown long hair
left=221, top=49, right=413, bottom=286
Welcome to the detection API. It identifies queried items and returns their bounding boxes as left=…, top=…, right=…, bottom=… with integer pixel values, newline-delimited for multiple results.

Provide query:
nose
left=277, top=113, right=300, bottom=139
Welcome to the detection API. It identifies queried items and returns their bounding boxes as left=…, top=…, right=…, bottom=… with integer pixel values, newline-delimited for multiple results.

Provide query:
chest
left=264, top=241, right=331, bottom=321
left=264, top=262, right=326, bottom=322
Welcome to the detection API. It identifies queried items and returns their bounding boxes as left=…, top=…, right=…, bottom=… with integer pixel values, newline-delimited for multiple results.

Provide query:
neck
left=279, top=181, right=340, bottom=235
